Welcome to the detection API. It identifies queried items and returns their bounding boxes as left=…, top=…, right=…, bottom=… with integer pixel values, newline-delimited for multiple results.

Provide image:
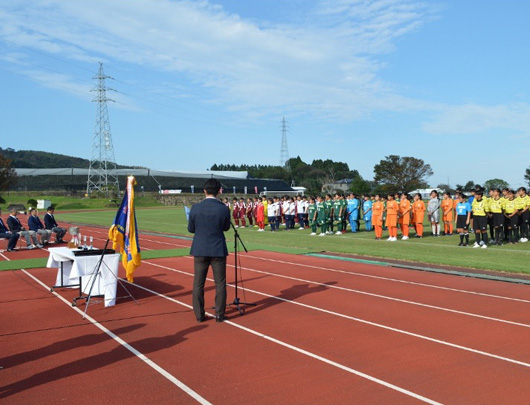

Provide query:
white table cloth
left=47, top=247, right=121, bottom=307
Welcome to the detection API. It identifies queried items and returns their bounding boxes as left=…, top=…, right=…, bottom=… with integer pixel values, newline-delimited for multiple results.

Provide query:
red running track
left=2, top=234, right=530, bottom=403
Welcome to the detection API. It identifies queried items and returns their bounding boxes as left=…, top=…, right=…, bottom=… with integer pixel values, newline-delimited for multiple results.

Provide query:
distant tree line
left=212, top=157, right=365, bottom=194
left=0, top=147, right=527, bottom=196
left=212, top=155, right=434, bottom=195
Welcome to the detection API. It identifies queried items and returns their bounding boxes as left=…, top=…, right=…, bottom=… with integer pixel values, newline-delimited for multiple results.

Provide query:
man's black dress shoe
left=216, top=315, right=226, bottom=323
left=196, top=316, right=205, bottom=323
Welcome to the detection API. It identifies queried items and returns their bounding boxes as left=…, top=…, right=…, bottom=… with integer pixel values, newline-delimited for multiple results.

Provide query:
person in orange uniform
left=412, top=193, right=426, bottom=238
left=371, top=194, right=385, bottom=240
left=398, top=193, right=411, bottom=240
left=441, top=192, right=454, bottom=236
left=452, top=192, right=460, bottom=233
left=385, top=194, right=399, bottom=241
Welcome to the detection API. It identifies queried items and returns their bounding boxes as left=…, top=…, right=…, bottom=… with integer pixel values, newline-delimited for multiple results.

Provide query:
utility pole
left=280, top=117, right=290, bottom=171
left=86, top=62, right=120, bottom=197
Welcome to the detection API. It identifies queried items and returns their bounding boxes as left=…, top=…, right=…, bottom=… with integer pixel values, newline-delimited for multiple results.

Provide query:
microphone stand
left=229, top=220, right=256, bottom=315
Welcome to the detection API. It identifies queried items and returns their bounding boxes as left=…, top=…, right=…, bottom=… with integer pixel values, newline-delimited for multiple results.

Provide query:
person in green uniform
left=317, top=195, right=328, bottom=236
left=307, top=197, right=318, bottom=235
left=341, top=194, right=348, bottom=233
left=324, top=194, right=334, bottom=234
left=333, top=193, right=344, bottom=235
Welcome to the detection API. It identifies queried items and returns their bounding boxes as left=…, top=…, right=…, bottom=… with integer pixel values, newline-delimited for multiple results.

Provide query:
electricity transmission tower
left=86, top=62, right=120, bottom=197
left=280, top=117, right=290, bottom=171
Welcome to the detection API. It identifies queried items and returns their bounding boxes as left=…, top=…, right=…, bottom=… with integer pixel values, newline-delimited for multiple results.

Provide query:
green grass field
left=55, top=206, right=530, bottom=276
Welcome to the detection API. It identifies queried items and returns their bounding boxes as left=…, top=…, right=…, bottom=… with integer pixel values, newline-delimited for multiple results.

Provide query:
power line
left=86, top=62, right=120, bottom=196
left=280, top=117, right=290, bottom=171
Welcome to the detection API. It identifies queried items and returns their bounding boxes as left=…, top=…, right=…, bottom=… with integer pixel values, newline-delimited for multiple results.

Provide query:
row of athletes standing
left=223, top=194, right=374, bottom=233
left=225, top=195, right=311, bottom=232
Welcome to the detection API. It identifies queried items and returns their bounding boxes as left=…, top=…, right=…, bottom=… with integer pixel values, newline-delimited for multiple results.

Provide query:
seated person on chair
left=7, top=208, right=40, bottom=249
left=44, top=207, right=67, bottom=243
left=0, top=208, right=20, bottom=252
left=28, top=208, right=51, bottom=245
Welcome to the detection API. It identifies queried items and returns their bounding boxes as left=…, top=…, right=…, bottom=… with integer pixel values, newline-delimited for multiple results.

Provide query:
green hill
left=1, top=147, right=90, bottom=168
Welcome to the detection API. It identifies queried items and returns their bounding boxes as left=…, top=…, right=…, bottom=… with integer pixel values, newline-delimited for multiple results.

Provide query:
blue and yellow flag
left=108, top=176, right=141, bottom=282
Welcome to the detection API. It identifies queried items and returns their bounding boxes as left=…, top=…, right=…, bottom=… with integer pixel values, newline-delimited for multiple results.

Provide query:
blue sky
left=1, top=0, right=530, bottom=188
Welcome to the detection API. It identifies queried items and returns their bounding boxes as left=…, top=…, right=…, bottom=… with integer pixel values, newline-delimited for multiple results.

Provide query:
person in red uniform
left=239, top=198, right=247, bottom=228
left=232, top=198, right=240, bottom=227
left=256, top=198, right=265, bottom=231
left=246, top=197, right=254, bottom=226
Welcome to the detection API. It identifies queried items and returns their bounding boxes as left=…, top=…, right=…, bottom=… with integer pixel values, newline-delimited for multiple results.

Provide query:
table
left=47, top=247, right=121, bottom=307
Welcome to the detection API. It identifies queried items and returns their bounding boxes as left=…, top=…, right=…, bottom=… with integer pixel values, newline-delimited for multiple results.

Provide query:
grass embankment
left=1, top=192, right=161, bottom=210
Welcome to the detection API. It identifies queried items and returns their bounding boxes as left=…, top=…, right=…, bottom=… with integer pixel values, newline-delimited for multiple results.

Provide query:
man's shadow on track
left=0, top=323, right=206, bottom=399
left=229, top=281, right=337, bottom=316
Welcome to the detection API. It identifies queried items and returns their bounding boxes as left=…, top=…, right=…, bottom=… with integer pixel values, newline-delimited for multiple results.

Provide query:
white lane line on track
left=144, top=260, right=530, bottom=370
left=117, top=271, right=442, bottom=405
left=245, top=254, right=530, bottom=304
left=87, top=228, right=190, bottom=249
left=19, top=268, right=211, bottom=405
left=228, top=262, right=530, bottom=329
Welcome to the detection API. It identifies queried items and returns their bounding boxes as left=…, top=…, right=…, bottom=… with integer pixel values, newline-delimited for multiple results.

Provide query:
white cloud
left=422, top=103, right=530, bottom=136
left=0, top=0, right=435, bottom=120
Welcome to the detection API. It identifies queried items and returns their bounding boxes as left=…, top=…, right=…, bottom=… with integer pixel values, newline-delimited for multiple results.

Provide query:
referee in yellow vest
left=471, top=189, right=489, bottom=249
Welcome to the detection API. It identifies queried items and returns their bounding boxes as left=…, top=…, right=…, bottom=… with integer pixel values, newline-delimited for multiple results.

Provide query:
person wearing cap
left=44, top=207, right=67, bottom=243
left=7, top=208, right=39, bottom=249
left=0, top=208, right=20, bottom=252
left=28, top=208, right=51, bottom=245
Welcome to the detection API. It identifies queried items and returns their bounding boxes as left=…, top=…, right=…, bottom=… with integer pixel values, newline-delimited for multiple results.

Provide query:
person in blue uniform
left=362, top=195, right=373, bottom=231
left=347, top=193, right=360, bottom=232
left=455, top=194, right=471, bottom=246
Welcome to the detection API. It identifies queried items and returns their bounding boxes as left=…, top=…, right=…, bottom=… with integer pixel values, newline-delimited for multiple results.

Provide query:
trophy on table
left=68, top=226, right=80, bottom=249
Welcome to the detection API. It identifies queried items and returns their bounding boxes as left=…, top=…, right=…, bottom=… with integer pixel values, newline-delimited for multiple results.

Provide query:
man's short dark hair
left=204, top=178, right=221, bottom=196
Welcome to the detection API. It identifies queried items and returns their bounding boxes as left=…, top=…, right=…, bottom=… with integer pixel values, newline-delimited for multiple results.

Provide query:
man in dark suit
left=188, top=178, right=231, bottom=323
left=7, top=208, right=39, bottom=249
left=0, top=208, right=19, bottom=252
left=28, top=208, right=51, bottom=245
left=44, top=207, right=67, bottom=243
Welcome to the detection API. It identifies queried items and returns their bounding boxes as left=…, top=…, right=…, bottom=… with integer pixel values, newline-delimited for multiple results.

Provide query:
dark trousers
left=0, top=232, right=19, bottom=250
left=192, top=256, right=227, bottom=320
left=297, top=213, right=305, bottom=228
left=51, top=226, right=67, bottom=241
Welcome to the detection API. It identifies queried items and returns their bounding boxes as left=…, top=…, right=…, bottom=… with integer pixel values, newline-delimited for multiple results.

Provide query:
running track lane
left=0, top=270, right=202, bottom=404
left=140, top=255, right=530, bottom=403
left=15, top=251, right=524, bottom=399
left=6, top=268, right=428, bottom=404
